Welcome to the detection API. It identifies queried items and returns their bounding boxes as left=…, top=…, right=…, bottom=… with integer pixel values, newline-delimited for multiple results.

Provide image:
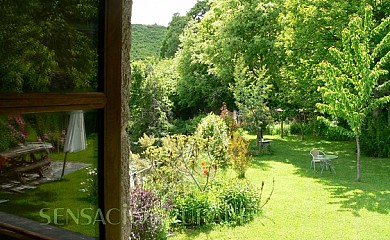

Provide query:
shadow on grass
left=326, top=184, right=390, bottom=216
left=171, top=224, right=215, bottom=239
left=0, top=188, right=60, bottom=219
left=251, top=135, right=390, bottom=216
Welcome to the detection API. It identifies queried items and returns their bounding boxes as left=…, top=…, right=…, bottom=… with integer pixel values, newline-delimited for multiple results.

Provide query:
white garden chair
left=310, top=149, right=325, bottom=171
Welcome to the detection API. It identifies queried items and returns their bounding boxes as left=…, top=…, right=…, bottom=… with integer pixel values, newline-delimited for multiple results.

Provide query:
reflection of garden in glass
left=0, top=111, right=99, bottom=237
left=0, top=0, right=100, bottom=93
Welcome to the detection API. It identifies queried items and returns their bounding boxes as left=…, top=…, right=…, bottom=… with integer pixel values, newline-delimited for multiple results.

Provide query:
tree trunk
left=388, top=106, right=390, bottom=127
left=256, top=130, right=263, bottom=149
left=280, top=120, right=284, bottom=138
left=256, top=131, right=261, bottom=149
left=356, top=136, right=361, bottom=182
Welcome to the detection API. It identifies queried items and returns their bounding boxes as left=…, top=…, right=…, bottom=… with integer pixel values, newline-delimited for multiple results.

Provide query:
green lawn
left=171, top=135, right=390, bottom=240
left=0, top=168, right=99, bottom=237
left=0, top=135, right=99, bottom=237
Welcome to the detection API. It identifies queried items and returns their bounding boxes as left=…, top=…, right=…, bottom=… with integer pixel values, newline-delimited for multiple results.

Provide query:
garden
left=0, top=0, right=389, bottom=239
left=1, top=112, right=389, bottom=239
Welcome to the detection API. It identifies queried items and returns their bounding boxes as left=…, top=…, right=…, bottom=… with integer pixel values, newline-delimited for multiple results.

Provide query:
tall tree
left=233, top=62, right=272, bottom=148
left=317, top=5, right=390, bottom=181
left=160, top=0, right=210, bottom=59
left=160, top=13, right=188, bottom=58
left=129, top=58, right=177, bottom=148
left=197, top=0, right=281, bottom=84
left=0, top=0, right=98, bottom=92
left=175, top=21, right=234, bottom=117
left=277, top=0, right=366, bottom=116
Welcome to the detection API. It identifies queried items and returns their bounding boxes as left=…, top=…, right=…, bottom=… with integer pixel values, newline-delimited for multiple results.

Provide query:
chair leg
left=311, top=161, right=317, bottom=171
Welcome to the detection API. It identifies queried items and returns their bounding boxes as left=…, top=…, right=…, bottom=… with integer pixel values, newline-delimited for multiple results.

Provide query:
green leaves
left=233, top=63, right=272, bottom=134
left=0, top=0, right=98, bottom=92
left=128, top=58, right=176, bottom=145
left=317, top=4, right=390, bottom=181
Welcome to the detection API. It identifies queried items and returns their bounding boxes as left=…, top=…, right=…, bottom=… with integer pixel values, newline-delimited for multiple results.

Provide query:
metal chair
left=310, top=149, right=325, bottom=171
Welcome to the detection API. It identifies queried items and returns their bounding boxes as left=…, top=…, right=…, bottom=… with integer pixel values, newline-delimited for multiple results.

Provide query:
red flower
left=201, top=161, right=206, bottom=166
left=203, top=168, right=209, bottom=176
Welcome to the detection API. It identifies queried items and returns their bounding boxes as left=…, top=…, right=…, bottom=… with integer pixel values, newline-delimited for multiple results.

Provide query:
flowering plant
left=7, top=115, right=27, bottom=145
left=37, top=130, right=66, bottom=151
left=80, top=167, right=98, bottom=204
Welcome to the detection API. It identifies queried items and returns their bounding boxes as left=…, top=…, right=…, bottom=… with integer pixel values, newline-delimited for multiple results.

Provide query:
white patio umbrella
left=61, top=110, right=87, bottom=178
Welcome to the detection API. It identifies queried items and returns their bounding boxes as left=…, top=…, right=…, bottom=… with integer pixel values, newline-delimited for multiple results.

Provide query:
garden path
left=0, top=161, right=90, bottom=193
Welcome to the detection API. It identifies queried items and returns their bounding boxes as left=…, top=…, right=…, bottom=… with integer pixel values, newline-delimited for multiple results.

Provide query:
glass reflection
left=0, top=111, right=99, bottom=237
left=0, top=0, right=100, bottom=93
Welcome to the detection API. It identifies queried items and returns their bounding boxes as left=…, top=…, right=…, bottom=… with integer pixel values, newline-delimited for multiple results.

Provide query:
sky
left=132, top=0, right=198, bottom=26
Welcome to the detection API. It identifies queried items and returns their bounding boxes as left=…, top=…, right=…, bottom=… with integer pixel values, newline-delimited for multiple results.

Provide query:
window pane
left=0, top=110, right=100, bottom=238
left=0, top=0, right=101, bottom=93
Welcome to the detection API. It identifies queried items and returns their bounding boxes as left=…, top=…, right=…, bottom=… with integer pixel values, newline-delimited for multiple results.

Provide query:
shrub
left=194, top=113, right=229, bottom=169
left=214, top=179, right=261, bottom=225
left=129, top=187, right=169, bottom=240
left=171, top=114, right=207, bottom=135
left=220, top=102, right=240, bottom=136
left=140, top=134, right=195, bottom=197
left=172, top=191, right=216, bottom=226
left=266, top=122, right=291, bottom=136
left=171, top=179, right=263, bottom=227
left=228, top=132, right=253, bottom=178
left=0, top=118, right=18, bottom=152
left=361, top=110, right=390, bottom=157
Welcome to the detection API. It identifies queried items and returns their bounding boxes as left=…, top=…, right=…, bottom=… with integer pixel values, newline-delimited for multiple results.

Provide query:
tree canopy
left=0, top=0, right=99, bottom=92
left=317, top=5, right=390, bottom=181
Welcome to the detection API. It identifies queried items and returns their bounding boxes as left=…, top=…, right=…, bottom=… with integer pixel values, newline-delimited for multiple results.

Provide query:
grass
left=0, top=135, right=99, bottom=237
left=0, top=169, right=99, bottom=237
left=50, top=133, right=98, bottom=164
left=171, top=134, right=390, bottom=240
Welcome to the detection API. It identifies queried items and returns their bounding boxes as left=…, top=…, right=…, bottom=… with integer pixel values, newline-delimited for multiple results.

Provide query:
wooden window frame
left=0, top=0, right=127, bottom=238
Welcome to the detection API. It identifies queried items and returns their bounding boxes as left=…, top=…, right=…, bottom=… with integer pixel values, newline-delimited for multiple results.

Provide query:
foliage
left=219, top=102, right=240, bottom=136
left=186, top=0, right=210, bottom=21
left=140, top=132, right=221, bottom=195
left=233, top=64, right=272, bottom=145
left=0, top=0, right=98, bottom=92
left=0, top=118, right=19, bottom=152
left=228, top=132, right=253, bottom=179
left=129, top=187, right=170, bottom=240
left=172, top=191, right=216, bottom=226
left=214, top=179, right=261, bottom=225
left=172, top=179, right=262, bottom=227
left=266, top=122, right=291, bottom=136
left=128, top=58, right=177, bottom=150
left=6, top=115, right=28, bottom=145
left=160, top=14, right=188, bottom=59
left=79, top=167, right=98, bottom=205
left=36, top=130, right=66, bottom=151
left=361, top=109, right=390, bottom=157
left=171, top=114, right=207, bottom=135
left=175, top=21, right=234, bottom=116
left=194, top=113, right=229, bottom=169
left=160, top=0, right=210, bottom=59
left=196, top=0, right=282, bottom=116
left=277, top=0, right=365, bottom=113
left=317, top=5, right=390, bottom=181
left=141, top=134, right=195, bottom=197
left=131, top=24, right=167, bottom=61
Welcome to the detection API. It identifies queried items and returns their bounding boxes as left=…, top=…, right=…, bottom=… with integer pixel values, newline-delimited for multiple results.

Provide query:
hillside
left=131, top=24, right=166, bottom=61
